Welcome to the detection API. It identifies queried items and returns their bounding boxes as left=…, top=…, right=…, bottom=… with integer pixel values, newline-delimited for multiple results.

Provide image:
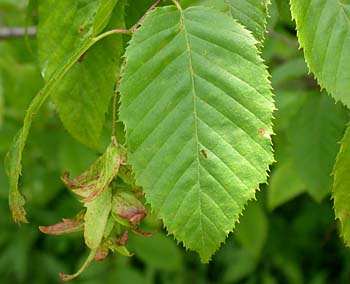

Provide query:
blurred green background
left=1, top=0, right=350, bottom=283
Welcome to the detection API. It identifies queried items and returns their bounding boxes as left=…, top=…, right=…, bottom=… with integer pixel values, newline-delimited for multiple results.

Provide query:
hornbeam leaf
left=333, top=125, right=350, bottom=246
left=119, top=5, right=274, bottom=262
left=290, top=0, right=350, bottom=106
left=227, top=0, right=270, bottom=44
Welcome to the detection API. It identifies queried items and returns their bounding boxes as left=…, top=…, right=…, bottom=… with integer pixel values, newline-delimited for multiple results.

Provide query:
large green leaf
left=119, top=5, right=274, bottom=261
left=333, top=125, right=350, bottom=246
left=38, top=0, right=125, bottom=148
left=287, top=92, right=348, bottom=202
left=290, top=0, right=350, bottom=106
left=227, top=0, right=270, bottom=44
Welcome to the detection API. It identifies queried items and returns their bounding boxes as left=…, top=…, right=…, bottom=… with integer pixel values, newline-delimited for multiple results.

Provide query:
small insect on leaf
left=200, top=149, right=208, bottom=160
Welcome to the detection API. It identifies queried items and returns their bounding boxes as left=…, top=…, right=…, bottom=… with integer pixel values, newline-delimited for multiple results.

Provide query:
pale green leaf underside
left=119, top=6, right=274, bottom=261
left=333, top=125, right=350, bottom=246
left=227, top=0, right=270, bottom=44
left=291, top=0, right=350, bottom=106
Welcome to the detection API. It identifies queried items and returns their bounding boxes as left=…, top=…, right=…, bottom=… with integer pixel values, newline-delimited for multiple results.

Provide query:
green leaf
left=93, top=0, right=119, bottom=35
left=119, top=5, right=274, bottom=261
left=84, top=187, right=112, bottom=249
left=290, top=0, right=350, bottom=106
left=333, top=125, right=350, bottom=246
left=38, top=0, right=125, bottom=148
left=287, top=92, right=348, bottom=202
left=268, top=160, right=305, bottom=210
left=227, top=0, right=270, bottom=44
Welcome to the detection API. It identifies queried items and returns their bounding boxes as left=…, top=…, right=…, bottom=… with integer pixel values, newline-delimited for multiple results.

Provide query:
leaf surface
left=119, top=5, right=274, bottom=261
left=290, top=0, right=350, bottom=106
left=333, top=125, right=350, bottom=245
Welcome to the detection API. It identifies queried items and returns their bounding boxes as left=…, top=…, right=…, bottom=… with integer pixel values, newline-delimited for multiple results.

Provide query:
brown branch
left=268, top=29, right=299, bottom=48
left=0, top=27, right=36, bottom=39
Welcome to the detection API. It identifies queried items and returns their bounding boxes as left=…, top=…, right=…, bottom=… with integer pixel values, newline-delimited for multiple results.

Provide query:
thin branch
left=268, top=29, right=299, bottom=48
left=131, top=0, right=164, bottom=32
left=0, top=27, right=36, bottom=39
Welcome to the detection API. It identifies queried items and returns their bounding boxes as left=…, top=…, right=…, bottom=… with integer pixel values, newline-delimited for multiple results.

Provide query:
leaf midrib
left=177, top=6, right=205, bottom=248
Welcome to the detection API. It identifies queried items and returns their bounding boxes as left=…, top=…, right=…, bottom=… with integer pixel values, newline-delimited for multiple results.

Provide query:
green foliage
left=119, top=4, right=274, bottom=262
left=2, top=0, right=350, bottom=282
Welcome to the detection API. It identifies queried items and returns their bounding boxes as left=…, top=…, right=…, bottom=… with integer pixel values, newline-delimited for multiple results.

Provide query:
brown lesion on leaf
left=258, top=128, right=271, bottom=140
left=342, top=211, right=350, bottom=218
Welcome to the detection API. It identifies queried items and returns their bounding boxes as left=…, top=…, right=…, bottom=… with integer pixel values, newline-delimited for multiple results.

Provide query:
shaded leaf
left=119, top=5, right=274, bottom=261
left=288, top=92, right=348, bottom=201
left=38, top=0, right=126, bottom=148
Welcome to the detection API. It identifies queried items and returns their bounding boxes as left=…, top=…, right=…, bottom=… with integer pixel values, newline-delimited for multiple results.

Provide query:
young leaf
left=119, top=5, right=274, bottom=261
left=63, top=143, right=124, bottom=202
left=38, top=0, right=126, bottom=148
left=84, top=187, right=112, bottom=249
left=290, top=0, right=350, bottom=106
left=227, top=0, right=270, bottom=44
left=39, top=211, right=85, bottom=235
left=288, top=92, right=348, bottom=202
left=333, top=125, right=350, bottom=246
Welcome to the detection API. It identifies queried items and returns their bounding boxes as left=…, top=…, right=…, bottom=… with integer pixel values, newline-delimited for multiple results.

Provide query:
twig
left=0, top=27, right=36, bottom=39
left=130, top=0, right=164, bottom=32
left=268, top=29, right=299, bottom=48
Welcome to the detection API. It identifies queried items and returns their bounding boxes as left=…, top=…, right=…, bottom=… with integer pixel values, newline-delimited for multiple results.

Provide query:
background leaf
left=287, top=92, right=348, bottom=201
left=119, top=5, right=274, bottom=261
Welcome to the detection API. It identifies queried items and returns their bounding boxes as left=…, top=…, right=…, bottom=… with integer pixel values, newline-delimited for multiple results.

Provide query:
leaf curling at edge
left=59, top=249, right=97, bottom=281
left=119, top=3, right=274, bottom=262
left=62, top=142, right=125, bottom=202
left=39, top=210, right=85, bottom=235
